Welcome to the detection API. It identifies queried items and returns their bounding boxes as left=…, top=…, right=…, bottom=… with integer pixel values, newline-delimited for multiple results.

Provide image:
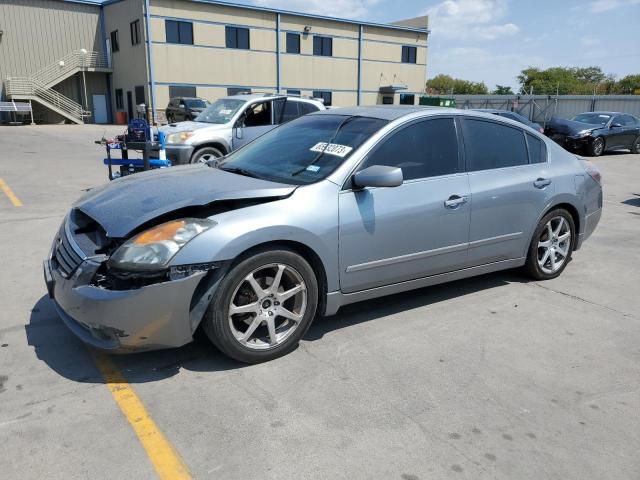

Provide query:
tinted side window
left=526, top=133, right=546, bottom=164
left=274, top=99, right=300, bottom=124
left=621, top=114, right=636, bottom=126
left=362, top=118, right=459, bottom=181
left=300, top=102, right=320, bottom=115
left=462, top=119, right=528, bottom=171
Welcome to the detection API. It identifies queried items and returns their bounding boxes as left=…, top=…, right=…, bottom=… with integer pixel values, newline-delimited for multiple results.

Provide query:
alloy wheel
left=198, top=153, right=216, bottom=163
left=228, top=263, right=307, bottom=350
left=537, top=216, right=571, bottom=274
left=593, top=138, right=604, bottom=156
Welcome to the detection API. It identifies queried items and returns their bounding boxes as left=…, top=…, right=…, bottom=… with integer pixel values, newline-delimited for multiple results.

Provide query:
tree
left=426, top=74, right=489, bottom=95
left=493, top=85, right=514, bottom=95
left=616, top=74, right=640, bottom=94
left=517, top=66, right=626, bottom=95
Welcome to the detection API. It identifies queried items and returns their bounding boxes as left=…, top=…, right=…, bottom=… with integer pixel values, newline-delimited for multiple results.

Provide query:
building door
left=92, top=95, right=108, bottom=124
left=126, top=91, right=134, bottom=121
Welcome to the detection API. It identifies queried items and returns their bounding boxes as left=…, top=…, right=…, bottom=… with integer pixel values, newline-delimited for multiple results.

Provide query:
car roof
left=313, top=105, right=453, bottom=120
left=584, top=111, right=620, bottom=116
left=473, top=108, right=521, bottom=115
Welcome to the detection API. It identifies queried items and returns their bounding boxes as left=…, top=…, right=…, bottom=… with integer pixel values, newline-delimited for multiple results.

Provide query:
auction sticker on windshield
left=310, top=142, right=353, bottom=158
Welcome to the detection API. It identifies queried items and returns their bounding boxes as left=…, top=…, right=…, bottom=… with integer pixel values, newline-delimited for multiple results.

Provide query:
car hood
left=545, top=117, right=600, bottom=136
left=159, top=121, right=225, bottom=133
left=74, top=165, right=295, bottom=238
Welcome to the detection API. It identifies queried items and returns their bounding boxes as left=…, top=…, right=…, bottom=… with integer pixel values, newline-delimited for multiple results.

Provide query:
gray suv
left=160, top=93, right=325, bottom=164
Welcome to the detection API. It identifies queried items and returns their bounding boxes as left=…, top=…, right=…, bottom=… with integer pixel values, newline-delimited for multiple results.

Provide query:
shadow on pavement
left=621, top=194, right=640, bottom=207
left=27, top=271, right=516, bottom=384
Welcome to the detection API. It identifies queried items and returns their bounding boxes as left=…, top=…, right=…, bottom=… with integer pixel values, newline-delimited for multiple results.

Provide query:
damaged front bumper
left=44, top=256, right=216, bottom=353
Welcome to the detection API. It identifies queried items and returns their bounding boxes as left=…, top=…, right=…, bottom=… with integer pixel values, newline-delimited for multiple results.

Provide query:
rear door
left=339, top=117, right=470, bottom=293
left=461, top=117, right=554, bottom=266
left=620, top=115, right=640, bottom=147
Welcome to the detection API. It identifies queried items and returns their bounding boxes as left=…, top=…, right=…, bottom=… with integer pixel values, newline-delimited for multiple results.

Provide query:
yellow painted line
left=92, top=352, right=192, bottom=480
left=0, top=177, right=23, bottom=207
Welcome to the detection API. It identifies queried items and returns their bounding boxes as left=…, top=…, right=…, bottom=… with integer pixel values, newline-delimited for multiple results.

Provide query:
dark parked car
left=166, top=97, right=209, bottom=123
left=545, top=111, right=640, bottom=156
left=473, top=109, right=544, bottom=133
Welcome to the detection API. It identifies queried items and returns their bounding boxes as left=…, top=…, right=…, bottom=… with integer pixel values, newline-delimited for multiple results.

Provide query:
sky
left=232, top=0, right=640, bottom=91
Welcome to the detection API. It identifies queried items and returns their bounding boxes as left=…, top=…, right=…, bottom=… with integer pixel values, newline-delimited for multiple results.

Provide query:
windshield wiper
left=219, top=166, right=262, bottom=180
left=291, top=115, right=359, bottom=177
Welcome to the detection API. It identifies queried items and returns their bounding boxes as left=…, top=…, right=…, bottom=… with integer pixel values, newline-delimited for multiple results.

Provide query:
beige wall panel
left=280, top=15, right=359, bottom=38
left=362, top=42, right=426, bottom=64
left=0, top=0, right=102, bottom=84
left=104, top=0, right=149, bottom=112
left=363, top=26, right=427, bottom=45
left=150, top=0, right=276, bottom=28
left=153, top=45, right=276, bottom=86
left=361, top=61, right=426, bottom=93
left=280, top=56, right=358, bottom=91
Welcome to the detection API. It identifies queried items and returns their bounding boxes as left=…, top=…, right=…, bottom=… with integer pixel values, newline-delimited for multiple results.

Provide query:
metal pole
left=357, top=24, right=363, bottom=105
left=29, top=100, right=34, bottom=125
left=276, top=13, right=281, bottom=93
left=144, top=0, right=157, bottom=125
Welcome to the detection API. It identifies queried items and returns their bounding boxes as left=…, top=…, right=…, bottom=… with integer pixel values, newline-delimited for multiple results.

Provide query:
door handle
left=534, top=178, right=552, bottom=189
left=444, top=195, right=468, bottom=209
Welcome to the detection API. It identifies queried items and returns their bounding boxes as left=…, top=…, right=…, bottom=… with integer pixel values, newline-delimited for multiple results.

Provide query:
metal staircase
left=4, top=50, right=111, bottom=124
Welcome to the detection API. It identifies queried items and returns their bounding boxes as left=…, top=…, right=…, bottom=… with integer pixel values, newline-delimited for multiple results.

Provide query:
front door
left=461, top=118, right=555, bottom=266
left=339, top=117, right=470, bottom=293
left=232, top=100, right=277, bottom=150
left=92, top=94, right=108, bottom=124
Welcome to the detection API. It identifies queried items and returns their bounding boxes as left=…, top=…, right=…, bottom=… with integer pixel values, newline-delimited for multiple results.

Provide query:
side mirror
left=352, top=165, right=403, bottom=189
left=235, top=127, right=243, bottom=139
left=610, top=123, right=623, bottom=128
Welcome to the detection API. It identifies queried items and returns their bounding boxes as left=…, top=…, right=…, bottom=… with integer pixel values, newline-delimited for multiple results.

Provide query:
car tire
left=202, top=248, right=319, bottom=364
left=190, top=147, right=224, bottom=164
left=631, top=136, right=640, bottom=154
left=167, top=114, right=174, bottom=124
left=524, top=208, right=576, bottom=280
left=588, top=137, right=605, bottom=157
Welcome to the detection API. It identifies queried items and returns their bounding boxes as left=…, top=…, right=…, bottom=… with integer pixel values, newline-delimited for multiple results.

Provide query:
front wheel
left=203, top=248, right=318, bottom=363
left=588, top=137, right=605, bottom=157
left=524, top=209, right=575, bottom=280
left=190, top=146, right=223, bottom=164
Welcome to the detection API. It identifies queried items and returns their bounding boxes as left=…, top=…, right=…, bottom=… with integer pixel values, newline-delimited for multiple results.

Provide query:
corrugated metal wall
left=452, top=95, right=640, bottom=124
left=0, top=0, right=103, bottom=96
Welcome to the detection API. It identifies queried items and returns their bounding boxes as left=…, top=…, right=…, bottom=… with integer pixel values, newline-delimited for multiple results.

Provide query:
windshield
left=183, top=99, right=207, bottom=109
left=195, top=98, right=245, bottom=124
left=572, top=113, right=611, bottom=125
left=218, top=114, right=388, bottom=185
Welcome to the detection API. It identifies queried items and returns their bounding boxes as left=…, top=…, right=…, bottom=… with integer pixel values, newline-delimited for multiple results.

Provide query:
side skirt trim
left=324, top=257, right=525, bottom=316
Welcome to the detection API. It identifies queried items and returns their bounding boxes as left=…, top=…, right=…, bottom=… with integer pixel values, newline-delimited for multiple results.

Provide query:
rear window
left=462, top=119, right=528, bottom=171
left=300, top=102, right=320, bottom=115
left=526, top=133, right=546, bottom=164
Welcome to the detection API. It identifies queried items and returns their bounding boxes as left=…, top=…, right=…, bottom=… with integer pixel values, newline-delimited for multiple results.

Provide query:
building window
left=135, top=85, right=146, bottom=106
left=287, top=89, right=301, bottom=95
left=130, top=20, right=141, bottom=46
left=225, top=26, right=250, bottom=49
left=227, top=87, right=251, bottom=96
left=165, top=20, right=193, bottom=45
left=313, top=36, right=333, bottom=57
left=110, top=30, right=119, bottom=52
left=286, top=33, right=300, bottom=54
left=313, top=91, right=332, bottom=106
left=169, top=85, right=197, bottom=98
left=400, top=94, right=415, bottom=105
left=401, top=46, right=417, bottom=63
left=115, top=89, right=124, bottom=110
left=382, top=96, right=394, bottom=105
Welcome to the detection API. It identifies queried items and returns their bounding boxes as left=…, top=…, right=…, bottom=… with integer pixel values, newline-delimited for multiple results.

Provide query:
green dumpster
left=419, top=96, right=456, bottom=107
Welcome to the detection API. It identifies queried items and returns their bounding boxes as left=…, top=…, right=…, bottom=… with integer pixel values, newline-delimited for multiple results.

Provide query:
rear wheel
left=166, top=113, right=174, bottom=124
left=631, top=136, right=640, bottom=154
left=588, top=137, right=605, bottom=157
left=524, top=209, right=575, bottom=280
left=190, top=146, right=224, bottom=164
left=202, top=248, right=318, bottom=363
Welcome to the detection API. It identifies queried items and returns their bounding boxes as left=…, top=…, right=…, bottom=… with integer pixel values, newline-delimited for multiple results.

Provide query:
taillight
left=580, top=158, right=602, bottom=184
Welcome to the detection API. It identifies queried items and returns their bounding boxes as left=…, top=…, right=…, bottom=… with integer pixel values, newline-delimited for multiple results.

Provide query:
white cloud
left=424, top=0, right=519, bottom=40
left=580, top=36, right=601, bottom=46
left=588, top=0, right=640, bottom=12
left=251, top=0, right=380, bottom=18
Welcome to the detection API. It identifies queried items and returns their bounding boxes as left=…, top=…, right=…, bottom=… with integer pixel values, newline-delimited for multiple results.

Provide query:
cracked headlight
left=109, top=218, right=216, bottom=271
left=166, top=131, right=195, bottom=144
left=573, top=130, right=593, bottom=138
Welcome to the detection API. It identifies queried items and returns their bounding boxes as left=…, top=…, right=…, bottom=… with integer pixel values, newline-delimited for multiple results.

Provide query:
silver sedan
left=44, top=106, right=602, bottom=363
